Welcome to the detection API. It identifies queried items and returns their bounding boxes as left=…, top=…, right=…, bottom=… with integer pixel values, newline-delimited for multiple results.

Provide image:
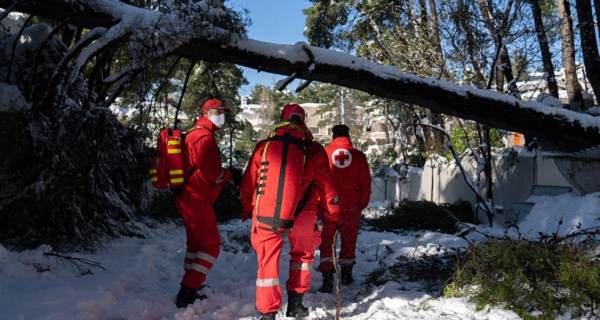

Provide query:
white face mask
left=208, top=113, right=225, bottom=128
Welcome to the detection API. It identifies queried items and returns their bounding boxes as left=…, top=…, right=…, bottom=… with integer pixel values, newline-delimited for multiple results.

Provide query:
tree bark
left=575, top=0, right=600, bottom=102
left=428, top=0, right=451, bottom=80
left=595, top=0, right=600, bottom=41
left=455, top=0, right=487, bottom=88
left=557, top=0, right=584, bottom=111
left=529, top=0, right=559, bottom=98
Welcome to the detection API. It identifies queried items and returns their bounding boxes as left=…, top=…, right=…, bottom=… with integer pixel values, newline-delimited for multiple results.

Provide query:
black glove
left=228, top=167, right=243, bottom=187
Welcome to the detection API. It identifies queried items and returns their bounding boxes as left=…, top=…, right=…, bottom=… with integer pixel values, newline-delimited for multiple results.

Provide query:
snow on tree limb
left=2, top=0, right=600, bottom=152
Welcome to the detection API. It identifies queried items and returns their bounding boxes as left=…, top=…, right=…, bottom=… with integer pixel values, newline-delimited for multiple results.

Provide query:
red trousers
left=286, top=211, right=322, bottom=293
left=175, top=190, right=221, bottom=289
left=318, top=207, right=361, bottom=272
left=251, top=210, right=321, bottom=314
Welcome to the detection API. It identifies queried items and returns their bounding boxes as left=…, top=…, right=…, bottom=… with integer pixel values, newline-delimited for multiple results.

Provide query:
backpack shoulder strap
left=265, top=133, right=307, bottom=157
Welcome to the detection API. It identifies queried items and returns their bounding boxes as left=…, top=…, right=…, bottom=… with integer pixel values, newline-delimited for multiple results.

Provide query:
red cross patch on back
left=332, top=148, right=352, bottom=168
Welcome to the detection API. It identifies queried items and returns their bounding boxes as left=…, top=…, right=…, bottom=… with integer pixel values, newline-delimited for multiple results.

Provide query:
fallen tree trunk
left=2, top=0, right=600, bottom=152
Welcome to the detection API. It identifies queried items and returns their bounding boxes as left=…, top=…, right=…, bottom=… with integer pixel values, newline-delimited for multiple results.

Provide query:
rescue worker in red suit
left=174, top=99, right=236, bottom=308
left=317, top=124, right=371, bottom=293
left=240, top=104, right=340, bottom=320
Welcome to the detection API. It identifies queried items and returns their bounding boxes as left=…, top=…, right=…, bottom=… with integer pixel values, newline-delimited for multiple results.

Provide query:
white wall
left=370, top=150, right=578, bottom=225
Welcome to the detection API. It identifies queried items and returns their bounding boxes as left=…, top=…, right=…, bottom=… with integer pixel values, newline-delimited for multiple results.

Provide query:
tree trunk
left=575, top=0, right=600, bottom=103
left=595, top=0, right=600, bottom=40
left=428, top=0, right=451, bottom=80
left=557, top=0, right=584, bottom=111
left=529, top=0, right=559, bottom=98
left=477, top=0, right=517, bottom=93
left=2, top=0, right=600, bottom=152
left=456, top=0, right=486, bottom=88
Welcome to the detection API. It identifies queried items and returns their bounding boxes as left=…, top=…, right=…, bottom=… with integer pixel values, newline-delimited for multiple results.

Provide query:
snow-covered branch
left=2, top=0, right=600, bottom=152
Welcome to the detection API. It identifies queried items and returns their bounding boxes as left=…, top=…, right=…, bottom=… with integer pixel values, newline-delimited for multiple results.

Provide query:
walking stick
left=332, top=226, right=341, bottom=320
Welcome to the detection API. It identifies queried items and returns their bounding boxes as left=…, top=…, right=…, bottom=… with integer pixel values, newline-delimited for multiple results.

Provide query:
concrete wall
left=370, top=150, right=576, bottom=224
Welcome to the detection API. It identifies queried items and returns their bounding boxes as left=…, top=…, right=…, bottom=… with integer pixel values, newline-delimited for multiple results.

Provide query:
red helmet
left=281, top=103, right=305, bottom=122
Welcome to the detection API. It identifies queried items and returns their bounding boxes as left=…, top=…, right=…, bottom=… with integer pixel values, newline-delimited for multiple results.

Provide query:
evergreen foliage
left=447, top=124, right=505, bottom=160
left=444, top=237, right=600, bottom=319
left=0, top=1, right=248, bottom=252
left=0, top=24, right=148, bottom=252
left=368, top=146, right=401, bottom=175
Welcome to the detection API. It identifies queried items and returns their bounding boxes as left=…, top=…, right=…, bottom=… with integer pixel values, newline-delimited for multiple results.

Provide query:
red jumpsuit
left=318, top=136, right=371, bottom=272
left=240, top=125, right=339, bottom=315
left=174, top=116, right=231, bottom=289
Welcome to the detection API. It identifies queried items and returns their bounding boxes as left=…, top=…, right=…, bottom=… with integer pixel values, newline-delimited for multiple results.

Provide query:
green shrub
left=364, top=200, right=475, bottom=234
left=368, top=147, right=399, bottom=177
left=444, top=238, right=600, bottom=319
left=446, top=126, right=504, bottom=161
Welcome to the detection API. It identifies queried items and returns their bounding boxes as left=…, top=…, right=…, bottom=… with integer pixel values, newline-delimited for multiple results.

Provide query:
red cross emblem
left=332, top=148, right=352, bottom=168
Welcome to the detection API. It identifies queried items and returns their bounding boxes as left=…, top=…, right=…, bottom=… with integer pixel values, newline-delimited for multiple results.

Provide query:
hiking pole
left=332, top=225, right=341, bottom=320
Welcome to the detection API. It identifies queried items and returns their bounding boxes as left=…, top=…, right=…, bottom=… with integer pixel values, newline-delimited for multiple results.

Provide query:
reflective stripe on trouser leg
left=339, top=208, right=361, bottom=267
left=251, top=218, right=285, bottom=314
left=183, top=249, right=219, bottom=284
left=317, top=218, right=337, bottom=272
left=175, top=192, right=221, bottom=289
left=338, top=258, right=356, bottom=266
left=287, top=261, right=313, bottom=293
left=286, top=211, right=320, bottom=293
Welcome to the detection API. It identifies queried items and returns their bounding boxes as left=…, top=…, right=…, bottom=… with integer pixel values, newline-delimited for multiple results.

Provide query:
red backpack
left=149, top=126, right=186, bottom=189
left=254, top=121, right=307, bottom=232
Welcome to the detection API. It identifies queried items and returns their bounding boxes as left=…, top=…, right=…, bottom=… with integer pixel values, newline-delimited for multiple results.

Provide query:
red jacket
left=182, top=116, right=231, bottom=203
left=298, top=139, right=339, bottom=219
left=325, top=137, right=371, bottom=210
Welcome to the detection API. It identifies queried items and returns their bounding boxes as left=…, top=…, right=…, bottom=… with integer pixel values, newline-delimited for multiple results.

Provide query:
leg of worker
left=176, top=191, right=221, bottom=289
left=251, top=221, right=285, bottom=314
left=286, top=211, right=320, bottom=293
left=339, top=207, right=361, bottom=284
left=317, top=218, right=337, bottom=273
left=338, top=207, right=360, bottom=267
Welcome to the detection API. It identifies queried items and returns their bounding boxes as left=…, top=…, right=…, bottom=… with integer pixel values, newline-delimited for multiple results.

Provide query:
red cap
left=201, top=99, right=231, bottom=112
left=280, top=103, right=305, bottom=122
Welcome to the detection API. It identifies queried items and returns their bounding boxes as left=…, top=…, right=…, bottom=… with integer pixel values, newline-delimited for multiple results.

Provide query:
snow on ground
left=1, top=192, right=599, bottom=319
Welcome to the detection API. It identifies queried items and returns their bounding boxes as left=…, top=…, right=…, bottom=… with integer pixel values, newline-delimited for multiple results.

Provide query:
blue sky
left=230, top=0, right=312, bottom=96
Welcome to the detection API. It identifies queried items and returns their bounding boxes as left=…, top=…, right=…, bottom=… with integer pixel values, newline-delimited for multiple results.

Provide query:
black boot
left=317, top=270, right=334, bottom=293
left=175, top=284, right=207, bottom=308
left=258, top=312, right=277, bottom=320
left=286, top=290, right=309, bottom=317
left=341, top=266, right=354, bottom=285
